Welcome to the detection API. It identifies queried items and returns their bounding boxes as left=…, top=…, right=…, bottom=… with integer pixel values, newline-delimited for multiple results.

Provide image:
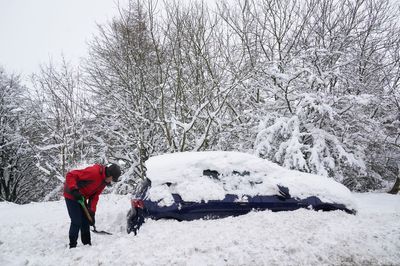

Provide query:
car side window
left=232, top=170, right=250, bottom=176
left=203, top=169, right=220, bottom=180
left=202, top=169, right=265, bottom=194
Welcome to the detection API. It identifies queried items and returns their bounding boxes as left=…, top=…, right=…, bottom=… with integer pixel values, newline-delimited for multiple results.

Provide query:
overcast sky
left=0, top=0, right=128, bottom=78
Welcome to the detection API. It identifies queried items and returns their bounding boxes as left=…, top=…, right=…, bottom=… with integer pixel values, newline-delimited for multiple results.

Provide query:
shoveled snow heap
left=145, top=151, right=356, bottom=209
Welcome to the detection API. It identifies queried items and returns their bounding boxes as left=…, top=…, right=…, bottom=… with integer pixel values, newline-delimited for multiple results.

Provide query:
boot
left=69, top=235, right=78, bottom=248
left=81, top=232, right=91, bottom=246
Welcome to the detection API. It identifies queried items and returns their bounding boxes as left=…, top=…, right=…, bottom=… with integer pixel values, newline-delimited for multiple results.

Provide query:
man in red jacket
left=64, top=163, right=121, bottom=248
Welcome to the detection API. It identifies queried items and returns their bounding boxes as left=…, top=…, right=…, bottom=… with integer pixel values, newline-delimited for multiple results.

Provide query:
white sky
left=0, top=0, right=128, bottom=77
left=0, top=0, right=218, bottom=81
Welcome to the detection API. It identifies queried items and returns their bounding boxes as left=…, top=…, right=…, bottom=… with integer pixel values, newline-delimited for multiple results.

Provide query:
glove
left=88, top=210, right=95, bottom=226
left=71, top=189, right=83, bottom=201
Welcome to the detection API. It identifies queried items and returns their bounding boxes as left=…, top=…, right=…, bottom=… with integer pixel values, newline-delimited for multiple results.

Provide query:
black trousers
left=65, top=198, right=91, bottom=247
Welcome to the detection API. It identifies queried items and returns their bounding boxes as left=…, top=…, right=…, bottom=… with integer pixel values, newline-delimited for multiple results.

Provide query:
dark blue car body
left=126, top=178, right=355, bottom=234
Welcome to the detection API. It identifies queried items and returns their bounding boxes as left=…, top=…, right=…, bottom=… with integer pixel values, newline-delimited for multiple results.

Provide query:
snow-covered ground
left=0, top=193, right=399, bottom=266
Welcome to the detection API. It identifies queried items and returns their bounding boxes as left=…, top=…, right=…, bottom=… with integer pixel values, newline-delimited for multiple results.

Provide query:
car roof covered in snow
left=145, top=151, right=356, bottom=209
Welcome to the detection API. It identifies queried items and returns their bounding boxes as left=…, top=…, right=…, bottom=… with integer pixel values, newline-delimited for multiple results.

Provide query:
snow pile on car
left=145, top=151, right=356, bottom=209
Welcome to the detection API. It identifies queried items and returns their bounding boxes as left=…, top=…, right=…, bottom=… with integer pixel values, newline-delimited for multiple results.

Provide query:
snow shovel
left=78, top=198, right=113, bottom=235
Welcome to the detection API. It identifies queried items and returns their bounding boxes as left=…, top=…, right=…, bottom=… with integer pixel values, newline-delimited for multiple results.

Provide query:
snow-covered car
left=127, top=151, right=357, bottom=234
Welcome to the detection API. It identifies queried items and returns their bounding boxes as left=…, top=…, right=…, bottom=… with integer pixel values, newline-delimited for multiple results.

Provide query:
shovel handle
left=78, top=198, right=94, bottom=224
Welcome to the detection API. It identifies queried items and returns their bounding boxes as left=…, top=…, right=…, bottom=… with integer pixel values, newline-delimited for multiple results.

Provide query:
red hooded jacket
left=63, top=164, right=107, bottom=212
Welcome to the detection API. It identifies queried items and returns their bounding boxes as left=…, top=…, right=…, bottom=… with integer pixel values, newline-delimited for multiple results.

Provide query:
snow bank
left=146, top=151, right=356, bottom=209
left=0, top=193, right=399, bottom=266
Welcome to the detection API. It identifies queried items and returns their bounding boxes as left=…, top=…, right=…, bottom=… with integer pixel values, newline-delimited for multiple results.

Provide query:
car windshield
left=131, top=178, right=151, bottom=198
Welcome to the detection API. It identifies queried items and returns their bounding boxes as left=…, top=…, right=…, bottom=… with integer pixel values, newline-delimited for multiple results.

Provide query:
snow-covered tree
left=29, top=60, right=94, bottom=200
left=84, top=0, right=250, bottom=193
left=249, top=0, right=400, bottom=190
left=0, top=68, right=37, bottom=203
left=81, top=0, right=400, bottom=192
left=84, top=0, right=162, bottom=193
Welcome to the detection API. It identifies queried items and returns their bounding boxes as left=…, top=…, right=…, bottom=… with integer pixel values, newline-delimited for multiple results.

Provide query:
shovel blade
left=92, top=229, right=112, bottom=235
left=92, top=225, right=112, bottom=235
